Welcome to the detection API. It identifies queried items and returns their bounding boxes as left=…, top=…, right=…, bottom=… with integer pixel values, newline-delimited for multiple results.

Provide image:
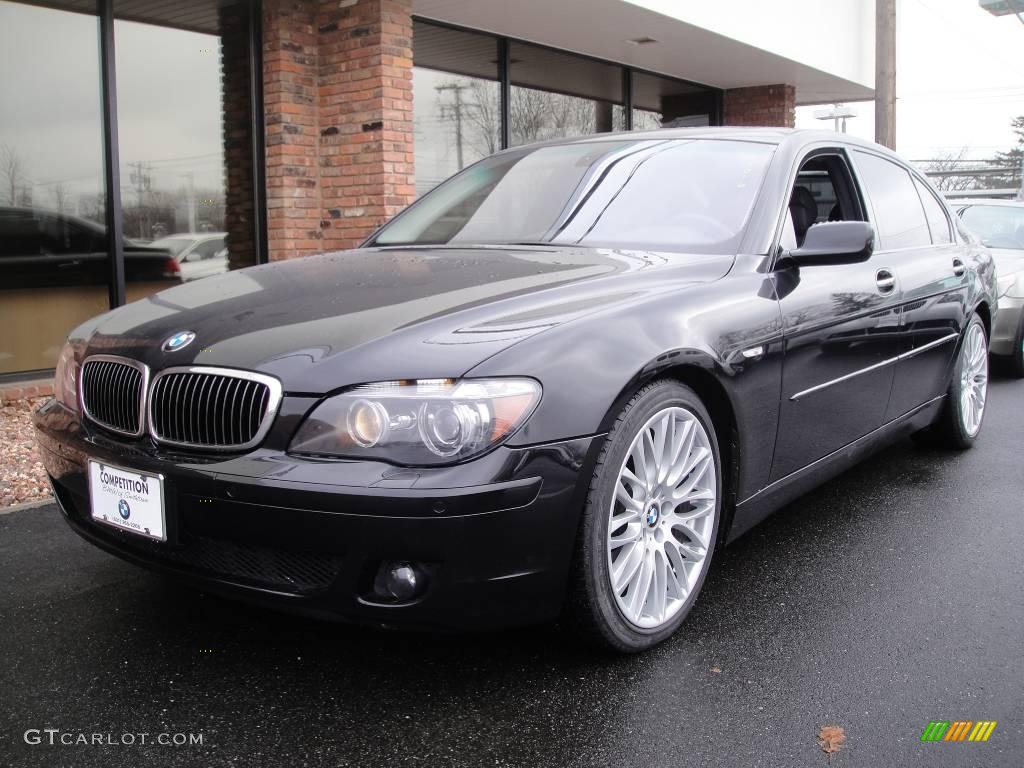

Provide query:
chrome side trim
left=147, top=366, right=283, bottom=452
left=78, top=355, right=150, bottom=438
left=790, top=332, right=959, bottom=401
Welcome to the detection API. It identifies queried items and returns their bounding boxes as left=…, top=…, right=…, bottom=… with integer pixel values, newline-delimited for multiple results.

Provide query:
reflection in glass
left=114, top=1, right=252, bottom=299
left=412, top=22, right=499, bottom=196
left=509, top=42, right=624, bottom=146
left=632, top=70, right=713, bottom=130
left=0, top=2, right=110, bottom=373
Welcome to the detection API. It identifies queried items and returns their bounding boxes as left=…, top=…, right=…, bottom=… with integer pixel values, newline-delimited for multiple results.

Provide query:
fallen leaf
left=817, top=725, right=846, bottom=762
left=710, top=667, right=722, bottom=673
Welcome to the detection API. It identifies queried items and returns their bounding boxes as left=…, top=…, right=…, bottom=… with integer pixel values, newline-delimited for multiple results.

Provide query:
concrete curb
left=0, top=497, right=54, bottom=515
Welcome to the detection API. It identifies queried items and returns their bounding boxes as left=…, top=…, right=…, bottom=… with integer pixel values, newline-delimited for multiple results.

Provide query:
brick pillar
left=722, top=84, right=796, bottom=128
left=220, top=2, right=258, bottom=271
left=263, top=0, right=414, bottom=261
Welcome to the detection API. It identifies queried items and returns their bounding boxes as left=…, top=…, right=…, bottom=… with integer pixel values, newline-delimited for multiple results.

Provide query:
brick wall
left=263, top=0, right=415, bottom=261
left=723, top=84, right=796, bottom=128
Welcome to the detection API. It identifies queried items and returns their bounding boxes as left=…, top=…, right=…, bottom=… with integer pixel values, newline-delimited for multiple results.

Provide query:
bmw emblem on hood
left=162, top=331, right=196, bottom=352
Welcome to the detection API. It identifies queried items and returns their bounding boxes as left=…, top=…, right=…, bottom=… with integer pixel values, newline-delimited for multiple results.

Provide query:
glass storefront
left=508, top=42, right=625, bottom=146
left=412, top=22, right=500, bottom=197
left=0, top=0, right=262, bottom=376
left=411, top=20, right=721, bottom=195
left=0, top=2, right=109, bottom=375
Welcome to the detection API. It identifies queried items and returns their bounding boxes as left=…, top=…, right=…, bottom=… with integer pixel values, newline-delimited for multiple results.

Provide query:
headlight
left=289, top=378, right=541, bottom=465
left=53, top=342, right=80, bottom=413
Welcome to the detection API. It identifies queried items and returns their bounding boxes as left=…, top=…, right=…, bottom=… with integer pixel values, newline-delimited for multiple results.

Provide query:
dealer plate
left=88, top=460, right=166, bottom=541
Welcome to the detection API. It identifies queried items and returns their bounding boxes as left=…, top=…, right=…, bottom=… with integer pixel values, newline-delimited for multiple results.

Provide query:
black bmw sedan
left=34, top=128, right=996, bottom=652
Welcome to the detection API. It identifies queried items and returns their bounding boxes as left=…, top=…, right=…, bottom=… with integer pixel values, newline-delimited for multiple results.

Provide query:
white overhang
left=413, top=0, right=875, bottom=105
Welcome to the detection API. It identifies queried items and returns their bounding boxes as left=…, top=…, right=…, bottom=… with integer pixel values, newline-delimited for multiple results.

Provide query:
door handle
left=952, top=258, right=965, bottom=277
left=875, top=268, right=896, bottom=294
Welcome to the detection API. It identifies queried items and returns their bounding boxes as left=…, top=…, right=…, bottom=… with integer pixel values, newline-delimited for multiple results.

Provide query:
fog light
left=384, top=561, right=420, bottom=601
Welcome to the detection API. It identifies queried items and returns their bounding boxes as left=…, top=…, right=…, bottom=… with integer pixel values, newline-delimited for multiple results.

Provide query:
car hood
left=75, top=246, right=733, bottom=393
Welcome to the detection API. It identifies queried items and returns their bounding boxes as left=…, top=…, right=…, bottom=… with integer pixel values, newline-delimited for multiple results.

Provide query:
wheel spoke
left=610, top=542, right=644, bottom=595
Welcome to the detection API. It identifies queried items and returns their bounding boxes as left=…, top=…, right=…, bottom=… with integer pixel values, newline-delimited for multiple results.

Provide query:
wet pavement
left=2, top=379, right=1022, bottom=767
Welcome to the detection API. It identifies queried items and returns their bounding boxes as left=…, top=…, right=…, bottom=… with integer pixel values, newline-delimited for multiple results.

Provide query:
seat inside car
left=788, top=185, right=818, bottom=246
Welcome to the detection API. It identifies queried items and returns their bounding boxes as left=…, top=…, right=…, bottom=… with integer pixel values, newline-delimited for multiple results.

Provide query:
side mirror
left=782, top=221, right=875, bottom=267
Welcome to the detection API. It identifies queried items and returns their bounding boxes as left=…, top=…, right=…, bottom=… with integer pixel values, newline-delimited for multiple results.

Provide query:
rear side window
left=913, top=178, right=952, bottom=244
left=853, top=151, right=931, bottom=250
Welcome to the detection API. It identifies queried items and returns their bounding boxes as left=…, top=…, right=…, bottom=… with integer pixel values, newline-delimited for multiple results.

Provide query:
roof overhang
left=413, top=0, right=874, bottom=105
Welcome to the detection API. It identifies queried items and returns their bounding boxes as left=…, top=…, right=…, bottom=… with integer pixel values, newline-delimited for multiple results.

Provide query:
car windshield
left=960, top=205, right=1024, bottom=250
left=371, top=138, right=775, bottom=255
left=149, top=237, right=196, bottom=256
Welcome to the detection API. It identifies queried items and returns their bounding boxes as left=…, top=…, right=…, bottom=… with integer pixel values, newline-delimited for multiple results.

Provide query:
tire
left=567, top=380, right=722, bottom=653
left=917, top=313, right=990, bottom=449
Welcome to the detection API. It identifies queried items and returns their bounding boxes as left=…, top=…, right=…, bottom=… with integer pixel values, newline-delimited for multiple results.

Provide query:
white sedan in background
left=148, top=233, right=228, bottom=282
left=952, top=200, right=1024, bottom=377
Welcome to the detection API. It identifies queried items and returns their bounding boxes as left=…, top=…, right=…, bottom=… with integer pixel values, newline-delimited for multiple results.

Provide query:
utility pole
left=875, top=0, right=897, bottom=149
left=180, top=171, right=196, bottom=232
left=436, top=83, right=469, bottom=170
left=128, top=160, right=152, bottom=238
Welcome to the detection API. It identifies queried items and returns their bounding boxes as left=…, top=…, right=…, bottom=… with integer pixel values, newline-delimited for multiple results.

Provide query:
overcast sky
left=795, top=0, right=1024, bottom=162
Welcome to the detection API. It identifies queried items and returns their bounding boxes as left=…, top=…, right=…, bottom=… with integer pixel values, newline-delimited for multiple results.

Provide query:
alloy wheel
left=606, top=406, right=717, bottom=630
left=959, top=322, right=988, bottom=437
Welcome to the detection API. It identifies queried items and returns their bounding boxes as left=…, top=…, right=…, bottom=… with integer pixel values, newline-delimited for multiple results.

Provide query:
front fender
left=468, top=271, right=784, bottom=501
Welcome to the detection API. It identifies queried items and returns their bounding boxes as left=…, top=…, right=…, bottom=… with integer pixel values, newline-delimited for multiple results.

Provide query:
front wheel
left=918, top=314, right=989, bottom=449
left=567, top=380, right=721, bottom=653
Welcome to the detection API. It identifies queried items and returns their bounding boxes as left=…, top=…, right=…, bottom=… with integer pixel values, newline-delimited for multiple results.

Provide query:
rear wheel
left=917, top=313, right=989, bottom=449
left=568, top=380, right=721, bottom=653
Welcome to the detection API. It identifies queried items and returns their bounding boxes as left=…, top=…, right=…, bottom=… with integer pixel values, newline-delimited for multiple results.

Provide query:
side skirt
left=726, top=395, right=945, bottom=543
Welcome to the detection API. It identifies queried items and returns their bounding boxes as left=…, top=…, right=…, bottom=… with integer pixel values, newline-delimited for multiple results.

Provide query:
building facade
left=0, top=0, right=872, bottom=377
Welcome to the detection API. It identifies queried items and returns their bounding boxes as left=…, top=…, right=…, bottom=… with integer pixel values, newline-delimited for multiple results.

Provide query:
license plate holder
left=88, top=460, right=166, bottom=542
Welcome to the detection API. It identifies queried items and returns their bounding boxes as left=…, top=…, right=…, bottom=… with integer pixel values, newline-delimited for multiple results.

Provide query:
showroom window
left=412, top=22, right=500, bottom=197
left=508, top=42, right=625, bottom=146
left=0, top=0, right=263, bottom=378
left=0, top=2, right=109, bottom=375
left=410, top=20, right=721, bottom=195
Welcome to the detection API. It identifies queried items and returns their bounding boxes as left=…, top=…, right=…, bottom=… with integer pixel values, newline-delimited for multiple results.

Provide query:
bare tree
left=51, top=183, right=70, bottom=213
left=922, top=148, right=980, bottom=193
left=0, top=144, right=28, bottom=206
left=463, top=80, right=501, bottom=157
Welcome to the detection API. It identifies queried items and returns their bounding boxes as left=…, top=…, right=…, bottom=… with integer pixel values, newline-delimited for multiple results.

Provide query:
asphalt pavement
left=2, top=378, right=1022, bottom=768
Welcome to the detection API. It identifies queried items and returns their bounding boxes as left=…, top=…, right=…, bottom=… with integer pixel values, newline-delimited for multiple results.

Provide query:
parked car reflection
left=0, top=206, right=178, bottom=372
left=148, top=232, right=228, bottom=282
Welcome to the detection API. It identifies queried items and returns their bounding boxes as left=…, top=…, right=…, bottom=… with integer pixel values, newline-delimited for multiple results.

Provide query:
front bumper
left=33, top=398, right=598, bottom=630
left=991, top=295, right=1023, bottom=357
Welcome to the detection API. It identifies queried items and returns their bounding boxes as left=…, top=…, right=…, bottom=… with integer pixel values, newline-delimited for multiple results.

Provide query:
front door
left=770, top=150, right=902, bottom=481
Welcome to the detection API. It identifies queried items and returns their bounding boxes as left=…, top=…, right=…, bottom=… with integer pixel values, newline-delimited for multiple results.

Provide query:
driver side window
left=785, top=152, right=864, bottom=249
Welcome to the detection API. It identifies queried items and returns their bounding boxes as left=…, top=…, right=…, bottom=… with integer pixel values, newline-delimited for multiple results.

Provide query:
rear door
left=849, top=151, right=967, bottom=419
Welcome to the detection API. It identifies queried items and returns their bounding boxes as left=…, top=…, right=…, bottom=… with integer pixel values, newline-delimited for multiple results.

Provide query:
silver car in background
left=953, top=200, right=1024, bottom=377
left=147, top=232, right=228, bottom=282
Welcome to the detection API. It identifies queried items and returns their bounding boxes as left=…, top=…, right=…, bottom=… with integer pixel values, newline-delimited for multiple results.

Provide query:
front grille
left=131, top=534, right=343, bottom=594
left=149, top=368, right=279, bottom=450
left=80, top=357, right=147, bottom=436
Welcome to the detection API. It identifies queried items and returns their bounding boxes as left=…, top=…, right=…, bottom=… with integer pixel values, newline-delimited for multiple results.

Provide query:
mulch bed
left=0, top=398, right=52, bottom=508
